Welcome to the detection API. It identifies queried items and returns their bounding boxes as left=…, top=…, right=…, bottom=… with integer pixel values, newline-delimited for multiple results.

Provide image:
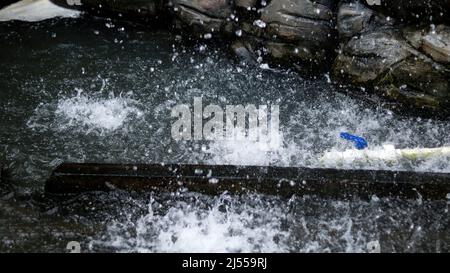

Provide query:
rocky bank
left=46, top=0, right=450, bottom=116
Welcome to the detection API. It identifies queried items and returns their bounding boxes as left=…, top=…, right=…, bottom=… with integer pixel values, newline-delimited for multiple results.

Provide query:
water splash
left=89, top=193, right=291, bottom=253
left=1, top=20, right=449, bottom=253
left=84, top=192, right=446, bottom=253
left=28, top=89, right=144, bottom=135
left=205, top=130, right=297, bottom=166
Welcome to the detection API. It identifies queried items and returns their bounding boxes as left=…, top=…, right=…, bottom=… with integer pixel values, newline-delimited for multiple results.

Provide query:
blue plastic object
left=340, top=132, right=368, bottom=150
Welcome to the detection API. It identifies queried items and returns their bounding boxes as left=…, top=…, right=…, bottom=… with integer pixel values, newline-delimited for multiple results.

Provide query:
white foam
left=206, top=129, right=291, bottom=166
left=87, top=193, right=388, bottom=253
left=320, top=145, right=450, bottom=168
left=0, top=0, right=80, bottom=22
left=55, top=90, right=143, bottom=133
left=90, top=194, right=290, bottom=253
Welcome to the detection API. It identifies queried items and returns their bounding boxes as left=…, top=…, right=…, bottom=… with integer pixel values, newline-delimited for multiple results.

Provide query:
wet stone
left=172, top=0, right=233, bottom=34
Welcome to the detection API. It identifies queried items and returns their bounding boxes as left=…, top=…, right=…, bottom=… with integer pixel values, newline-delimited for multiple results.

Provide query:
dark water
left=0, top=17, right=449, bottom=252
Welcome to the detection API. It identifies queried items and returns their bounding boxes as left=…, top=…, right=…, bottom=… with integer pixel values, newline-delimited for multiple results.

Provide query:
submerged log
left=45, top=163, right=450, bottom=200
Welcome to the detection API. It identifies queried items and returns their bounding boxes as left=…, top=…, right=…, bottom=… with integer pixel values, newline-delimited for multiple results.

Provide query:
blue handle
left=340, top=132, right=368, bottom=150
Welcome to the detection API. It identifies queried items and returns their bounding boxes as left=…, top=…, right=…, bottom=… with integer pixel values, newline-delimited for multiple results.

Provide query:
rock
left=266, top=41, right=330, bottom=68
left=172, top=0, right=233, bottom=34
left=337, top=0, right=397, bottom=40
left=259, top=0, right=336, bottom=65
left=421, top=25, right=450, bottom=64
left=404, top=25, right=450, bottom=64
left=233, top=1, right=264, bottom=39
left=333, top=26, right=450, bottom=113
left=235, top=0, right=257, bottom=9
left=337, top=0, right=374, bottom=39
left=380, top=55, right=450, bottom=111
left=371, top=0, right=450, bottom=23
left=402, top=27, right=426, bottom=49
left=334, top=2, right=450, bottom=114
left=260, top=0, right=335, bottom=44
left=333, top=30, right=412, bottom=83
left=230, top=40, right=259, bottom=65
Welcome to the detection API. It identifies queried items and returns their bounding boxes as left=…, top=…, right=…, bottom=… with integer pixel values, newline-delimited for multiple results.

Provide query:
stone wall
left=334, top=0, right=450, bottom=114
left=49, top=0, right=450, bottom=116
left=170, top=0, right=337, bottom=68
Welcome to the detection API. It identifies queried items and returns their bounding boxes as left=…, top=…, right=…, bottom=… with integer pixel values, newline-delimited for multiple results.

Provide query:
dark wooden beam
left=44, top=163, right=450, bottom=200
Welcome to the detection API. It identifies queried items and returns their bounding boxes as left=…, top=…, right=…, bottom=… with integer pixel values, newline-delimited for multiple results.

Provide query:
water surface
left=0, top=18, right=449, bottom=252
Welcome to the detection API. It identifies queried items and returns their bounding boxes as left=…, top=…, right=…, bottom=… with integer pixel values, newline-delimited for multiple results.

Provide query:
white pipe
left=320, top=144, right=450, bottom=166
